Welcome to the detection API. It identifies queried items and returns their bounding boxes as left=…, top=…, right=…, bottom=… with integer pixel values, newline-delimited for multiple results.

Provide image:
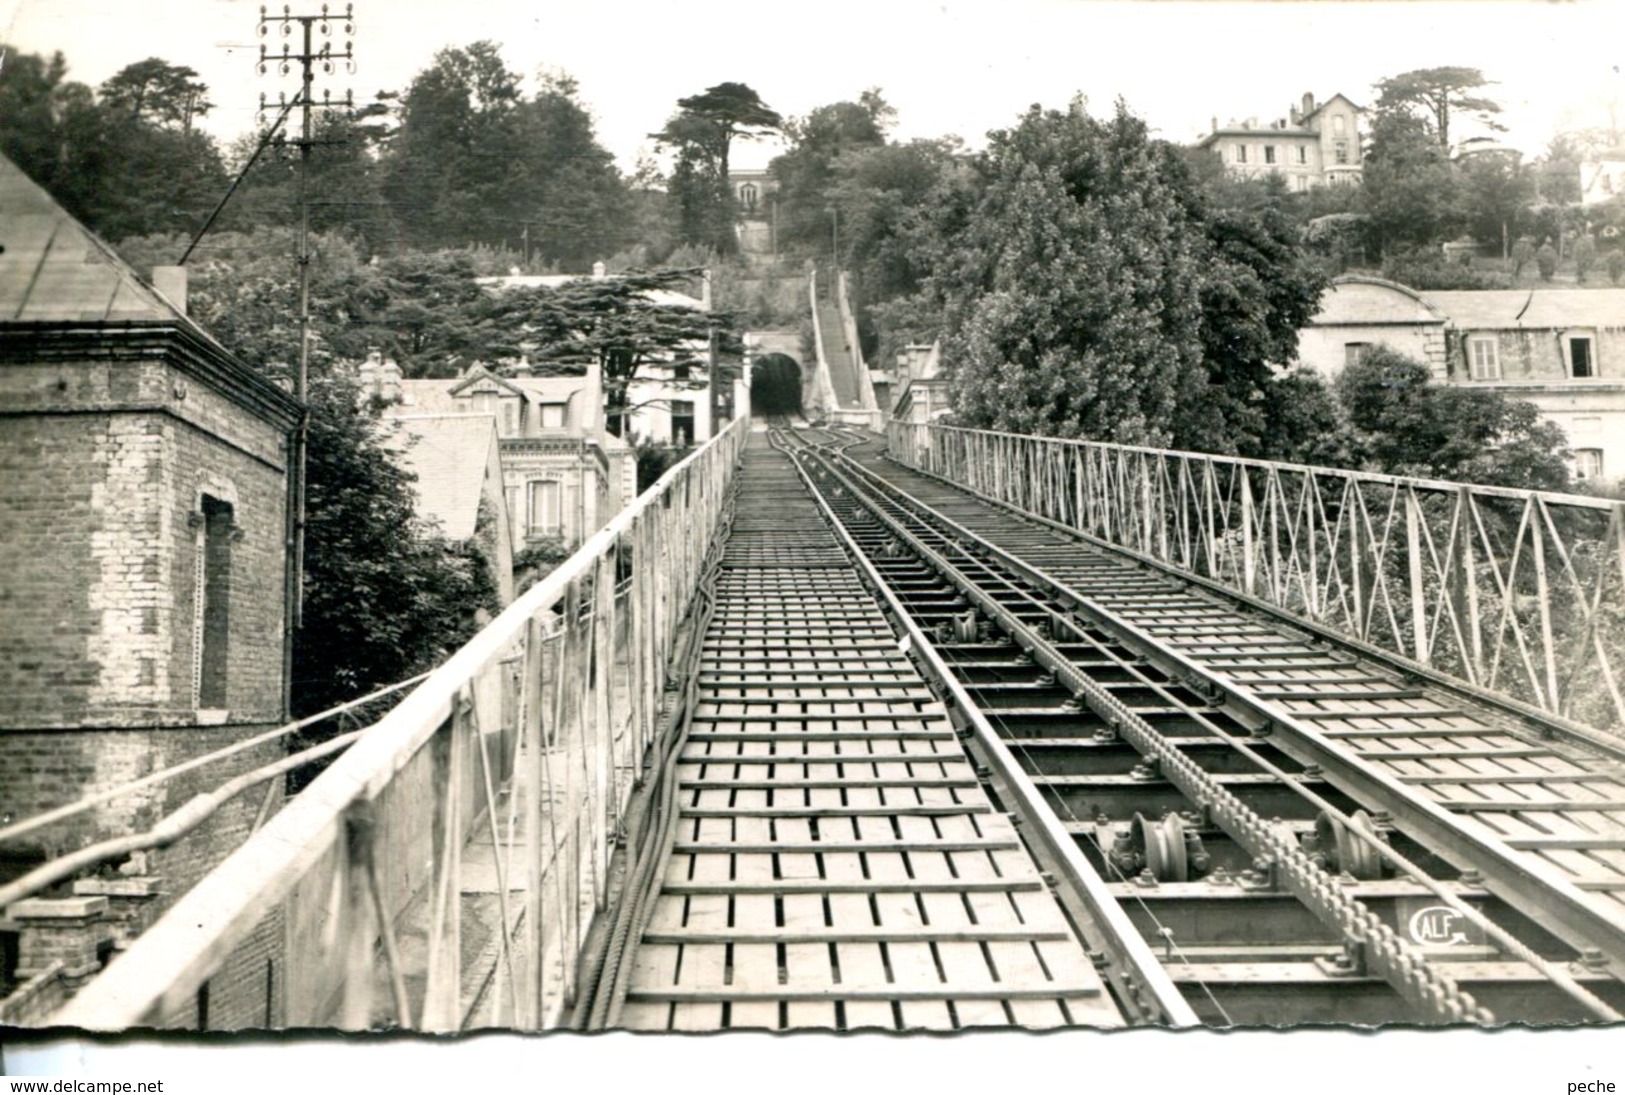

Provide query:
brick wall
left=0, top=354, right=288, bottom=729
left=0, top=335, right=296, bottom=1026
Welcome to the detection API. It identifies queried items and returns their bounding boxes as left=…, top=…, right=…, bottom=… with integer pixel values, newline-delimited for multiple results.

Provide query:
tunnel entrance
left=751, top=353, right=803, bottom=417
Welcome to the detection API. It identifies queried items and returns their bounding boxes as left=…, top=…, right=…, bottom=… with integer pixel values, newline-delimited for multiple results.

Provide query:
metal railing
left=57, top=417, right=749, bottom=1032
left=888, top=421, right=1625, bottom=735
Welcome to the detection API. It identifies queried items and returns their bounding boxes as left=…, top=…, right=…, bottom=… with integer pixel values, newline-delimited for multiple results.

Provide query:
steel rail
left=842, top=440, right=1625, bottom=1004
left=792, top=434, right=1495, bottom=1024
left=883, top=438, right=1625, bottom=761
left=770, top=430, right=1199, bottom=1027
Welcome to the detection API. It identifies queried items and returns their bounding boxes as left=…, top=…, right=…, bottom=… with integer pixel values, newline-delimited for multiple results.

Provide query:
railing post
left=1241, top=469, right=1257, bottom=597
left=1406, top=486, right=1429, bottom=665
left=1349, top=483, right=1367, bottom=641
left=1530, top=498, right=1560, bottom=712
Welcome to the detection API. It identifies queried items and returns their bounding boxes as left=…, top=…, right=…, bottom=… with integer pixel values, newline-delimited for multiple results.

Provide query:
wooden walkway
left=619, top=436, right=1122, bottom=1031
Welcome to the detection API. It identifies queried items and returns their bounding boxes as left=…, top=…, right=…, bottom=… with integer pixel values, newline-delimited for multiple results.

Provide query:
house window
left=1264, top=145, right=1276, bottom=165
left=1568, top=336, right=1595, bottom=378
left=671, top=400, right=696, bottom=446
left=673, top=360, right=691, bottom=381
left=739, top=182, right=759, bottom=213
left=538, top=403, right=566, bottom=429
left=1468, top=336, right=1501, bottom=380
left=193, top=495, right=233, bottom=710
left=1344, top=343, right=1370, bottom=367
left=1297, top=145, right=1308, bottom=164
left=472, top=391, right=497, bottom=416
left=528, top=480, right=562, bottom=538
left=1335, top=141, right=1349, bottom=165
left=1236, top=145, right=1248, bottom=164
left=1575, top=449, right=1604, bottom=480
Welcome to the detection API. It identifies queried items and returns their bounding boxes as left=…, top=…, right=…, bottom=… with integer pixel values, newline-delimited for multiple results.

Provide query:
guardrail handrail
left=57, top=416, right=750, bottom=1032
left=888, top=420, right=1625, bottom=735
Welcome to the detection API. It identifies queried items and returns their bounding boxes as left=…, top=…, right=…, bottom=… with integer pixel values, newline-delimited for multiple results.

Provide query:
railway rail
left=759, top=422, right=1625, bottom=1026
left=606, top=432, right=1132, bottom=1031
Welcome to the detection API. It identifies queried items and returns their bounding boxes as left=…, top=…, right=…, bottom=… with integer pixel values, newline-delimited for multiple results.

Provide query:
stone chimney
left=151, top=266, right=187, bottom=315
left=582, top=360, right=605, bottom=439
left=359, top=350, right=382, bottom=394
left=378, top=357, right=403, bottom=403
left=358, top=350, right=403, bottom=405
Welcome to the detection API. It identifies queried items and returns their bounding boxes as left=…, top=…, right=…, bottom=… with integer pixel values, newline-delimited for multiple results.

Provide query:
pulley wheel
left=1315, top=809, right=1383, bottom=881
left=1133, top=812, right=1190, bottom=882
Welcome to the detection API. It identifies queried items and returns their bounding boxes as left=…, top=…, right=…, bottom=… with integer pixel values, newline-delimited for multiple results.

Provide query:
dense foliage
left=292, top=373, right=499, bottom=719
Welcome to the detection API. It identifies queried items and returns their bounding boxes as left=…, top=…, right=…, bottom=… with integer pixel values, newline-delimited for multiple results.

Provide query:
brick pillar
left=73, top=876, right=164, bottom=950
left=9, top=896, right=111, bottom=991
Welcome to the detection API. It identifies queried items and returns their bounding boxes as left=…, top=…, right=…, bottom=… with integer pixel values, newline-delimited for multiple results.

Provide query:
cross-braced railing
left=889, top=421, right=1625, bottom=735
left=57, top=418, right=748, bottom=1032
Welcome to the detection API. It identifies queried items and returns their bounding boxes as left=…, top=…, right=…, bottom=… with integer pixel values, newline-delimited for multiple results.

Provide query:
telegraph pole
left=258, top=3, right=355, bottom=716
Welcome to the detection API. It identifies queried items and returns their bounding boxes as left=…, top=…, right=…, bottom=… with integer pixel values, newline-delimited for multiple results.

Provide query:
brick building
left=0, top=154, right=302, bottom=1024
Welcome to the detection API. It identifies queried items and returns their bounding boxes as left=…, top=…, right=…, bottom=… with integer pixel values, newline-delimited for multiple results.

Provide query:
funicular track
left=776, top=425, right=1625, bottom=1026
left=614, top=432, right=1130, bottom=1031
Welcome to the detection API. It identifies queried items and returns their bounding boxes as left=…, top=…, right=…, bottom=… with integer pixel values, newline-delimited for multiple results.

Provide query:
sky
left=2, top=0, right=1622, bottom=173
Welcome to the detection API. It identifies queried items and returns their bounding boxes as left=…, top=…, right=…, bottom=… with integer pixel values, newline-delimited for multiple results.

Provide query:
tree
left=291, top=372, right=498, bottom=720
left=1457, top=152, right=1533, bottom=256
left=826, top=137, right=964, bottom=364
left=1373, top=67, right=1503, bottom=153
left=99, top=58, right=212, bottom=132
left=1182, top=177, right=1330, bottom=457
left=222, top=105, right=398, bottom=252
left=769, top=91, right=894, bottom=252
left=1534, top=133, right=1584, bottom=205
left=1511, top=235, right=1536, bottom=279
left=479, top=270, right=736, bottom=437
left=509, top=73, right=634, bottom=268
left=921, top=104, right=1209, bottom=446
left=0, top=45, right=228, bottom=241
left=382, top=41, right=526, bottom=250
left=652, top=82, right=781, bottom=253
left=1537, top=240, right=1559, bottom=281
left=1360, top=111, right=1460, bottom=254
left=1574, top=233, right=1598, bottom=282
left=665, top=82, right=782, bottom=185
left=1336, top=346, right=1569, bottom=490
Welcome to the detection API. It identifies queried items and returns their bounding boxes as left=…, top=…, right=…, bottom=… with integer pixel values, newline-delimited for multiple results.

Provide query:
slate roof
left=382, top=414, right=498, bottom=541
left=394, top=374, right=591, bottom=417
left=1312, top=277, right=1446, bottom=326
left=0, top=154, right=192, bottom=326
left=1418, top=290, right=1625, bottom=331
